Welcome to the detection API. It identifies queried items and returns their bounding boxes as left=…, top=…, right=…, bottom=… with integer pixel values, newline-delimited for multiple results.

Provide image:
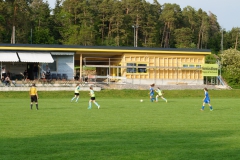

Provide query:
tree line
left=0, top=0, right=239, bottom=53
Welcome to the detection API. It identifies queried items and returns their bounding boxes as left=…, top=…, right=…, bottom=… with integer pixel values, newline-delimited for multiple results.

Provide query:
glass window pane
left=138, top=64, right=147, bottom=73
left=189, top=65, right=194, bottom=68
left=127, top=63, right=136, bottom=73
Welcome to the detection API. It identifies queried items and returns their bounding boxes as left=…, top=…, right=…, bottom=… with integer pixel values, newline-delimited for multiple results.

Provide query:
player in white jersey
left=155, top=87, right=167, bottom=103
left=88, top=86, right=100, bottom=109
left=71, top=83, right=80, bottom=102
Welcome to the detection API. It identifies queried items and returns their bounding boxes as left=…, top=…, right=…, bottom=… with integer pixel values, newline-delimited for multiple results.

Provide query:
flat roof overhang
left=0, top=44, right=211, bottom=55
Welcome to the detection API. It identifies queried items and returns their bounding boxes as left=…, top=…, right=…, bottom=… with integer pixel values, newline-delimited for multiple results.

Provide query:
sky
left=45, top=0, right=239, bottom=31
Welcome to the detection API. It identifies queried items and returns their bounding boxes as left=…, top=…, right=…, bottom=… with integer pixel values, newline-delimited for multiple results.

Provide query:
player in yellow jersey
left=29, top=83, right=39, bottom=110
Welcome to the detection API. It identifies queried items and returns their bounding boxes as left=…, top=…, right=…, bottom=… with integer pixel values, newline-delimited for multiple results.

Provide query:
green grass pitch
left=0, top=90, right=240, bottom=160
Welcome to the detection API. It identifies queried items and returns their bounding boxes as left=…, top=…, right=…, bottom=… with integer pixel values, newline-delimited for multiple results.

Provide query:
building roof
left=0, top=44, right=211, bottom=55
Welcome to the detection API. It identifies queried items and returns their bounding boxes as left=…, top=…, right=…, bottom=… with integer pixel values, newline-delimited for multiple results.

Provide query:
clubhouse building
left=0, top=44, right=211, bottom=85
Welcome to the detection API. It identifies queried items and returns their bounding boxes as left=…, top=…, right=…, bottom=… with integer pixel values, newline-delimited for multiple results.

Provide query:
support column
left=80, top=53, right=82, bottom=81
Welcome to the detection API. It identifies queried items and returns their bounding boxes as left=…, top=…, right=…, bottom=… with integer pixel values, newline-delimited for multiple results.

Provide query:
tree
left=159, top=3, right=182, bottom=48
left=174, top=27, right=193, bottom=48
left=197, top=9, right=209, bottom=49
left=229, top=27, right=240, bottom=50
left=5, top=0, right=32, bottom=43
left=30, top=0, right=53, bottom=44
left=220, top=49, right=240, bottom=87
left=98, top=0, right=111, bottom=45
left=140, top=1, right=159, bottom=47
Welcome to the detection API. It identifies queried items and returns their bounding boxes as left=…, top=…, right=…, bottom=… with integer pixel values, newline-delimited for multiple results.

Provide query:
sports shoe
left=98, top=105, right=100, bottom=109
left=88, top=107, right=91, bottom=109
left=166, top=100, right=167, bottom=103
left=200, top=109, right=204, bottom=111
left=210, top=109, right=213, bottom=111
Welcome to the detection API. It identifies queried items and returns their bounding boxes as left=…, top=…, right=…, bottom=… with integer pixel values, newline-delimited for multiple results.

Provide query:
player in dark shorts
left=88, top=86, right=100, bottom=109
left=29, top=83, right=39, bottom=110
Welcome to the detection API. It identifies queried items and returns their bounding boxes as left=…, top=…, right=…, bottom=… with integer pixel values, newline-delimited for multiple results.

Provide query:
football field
left=1, top=91, right=240, bottom=160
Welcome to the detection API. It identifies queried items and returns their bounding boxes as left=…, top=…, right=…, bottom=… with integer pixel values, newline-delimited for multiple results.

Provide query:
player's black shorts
left=74, top=93, right=79, bottom=96
left=31, top=95, right=38, bottom=102
left=90, top=97, right=95, bottom=100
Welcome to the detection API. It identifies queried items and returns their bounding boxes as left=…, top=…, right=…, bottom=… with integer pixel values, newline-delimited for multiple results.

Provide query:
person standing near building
left=155, top=87, right=167, bottom=103
left=88, top=86, right=100, bottom=109
left=33, top=64, right=38, bottom=80
left=29, top=83, right=39, bottom=110
left=45, top=65, right=51, bottom=80
left=201, top=88, right=213, bottom=111
left=23, top=70, right=28, bottom=80
left=71, top=83, right=80, bottom=102
left=149, top=83, right=155, bottom=102
left=1, top=67, right=6, bottom=78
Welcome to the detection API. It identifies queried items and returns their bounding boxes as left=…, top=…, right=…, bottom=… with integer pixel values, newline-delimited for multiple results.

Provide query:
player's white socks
left=71, top=97, right=75, bottom=101
left=94, top=102, right=99, bottom=107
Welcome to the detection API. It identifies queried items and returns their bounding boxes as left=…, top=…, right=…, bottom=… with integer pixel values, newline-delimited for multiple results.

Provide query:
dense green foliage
left=0, top=0, right=239, bottom=51
left=1, top=92, right=240, bottom=160
left=220, top=49, right=240, bottom=88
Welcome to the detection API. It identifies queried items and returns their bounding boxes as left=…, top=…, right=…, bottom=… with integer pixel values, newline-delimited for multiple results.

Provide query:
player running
left=149, top=83, right=155, bottom=102
left=71, top=83, right=80, bottom=102
left=88, top=86, right=100, bottom=109
left=155, top=87, right=167, bottom=103
left=201, top=87, right=213, bottom=111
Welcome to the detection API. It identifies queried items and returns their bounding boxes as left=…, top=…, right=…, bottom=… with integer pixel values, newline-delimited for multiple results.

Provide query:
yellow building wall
left=120, top=53, right=204, bottom=80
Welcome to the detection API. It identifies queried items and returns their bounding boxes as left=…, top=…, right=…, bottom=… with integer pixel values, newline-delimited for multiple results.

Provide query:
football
left=140, top=99, right=143, bottom=102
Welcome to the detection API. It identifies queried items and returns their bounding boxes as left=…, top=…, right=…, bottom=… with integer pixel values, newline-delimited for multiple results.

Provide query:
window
left=137, top=64, right=147, bottom=73
left=196, top=65, right=201, bottom=68
left=127, top=63, right=136, bottom=73
left=182, top=64, right=201, bottom=69
left=127, top=63, right=148, bottom=73
left=42, top=61, right=57, bottom=72
left=189, top=64, right=195, bottom=68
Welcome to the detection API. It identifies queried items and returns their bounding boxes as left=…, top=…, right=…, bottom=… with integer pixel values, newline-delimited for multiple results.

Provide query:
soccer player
left=71, top=83, right=80, bottom=102
left=201, top=87, right=213, bottom=111
left=149, top=83, right=155, bottom=102
left=29, top=83, right=39, bottom=110
left=155, top=87, right=167, bottom=103
left=88, top=86, right=100, bottom=109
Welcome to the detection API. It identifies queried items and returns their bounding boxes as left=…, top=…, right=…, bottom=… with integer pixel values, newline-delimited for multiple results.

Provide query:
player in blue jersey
left=88, top=86, right=100, bottom=109
left=155, top=87, right=167, bottom=103
left=71, top=83, right=80, bottom=102
left=201, top=88, right=213, bottom=111
left=149, top=83, right=155, bottom=102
